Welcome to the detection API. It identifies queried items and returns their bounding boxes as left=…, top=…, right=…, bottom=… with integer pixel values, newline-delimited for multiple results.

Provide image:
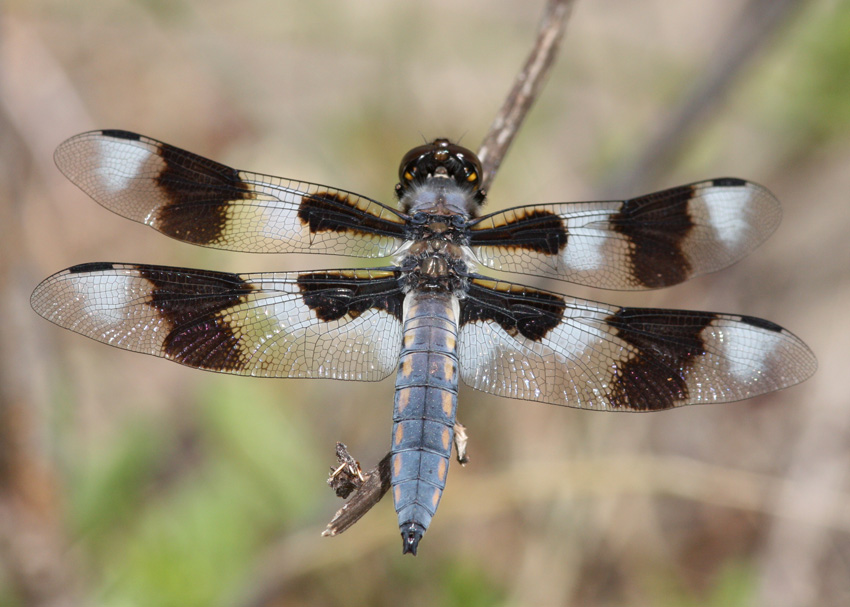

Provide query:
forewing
left=458, top=277, right=816, bottom=410
left=54, top=130, right=408, bottom=257
left=31, top=263, right=404, bottom=380
left=469, top=179, right=780, bottom=290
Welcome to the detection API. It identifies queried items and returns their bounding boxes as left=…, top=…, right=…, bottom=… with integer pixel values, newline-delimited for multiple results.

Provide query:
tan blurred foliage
left=1, top=1, right=848, bottom=606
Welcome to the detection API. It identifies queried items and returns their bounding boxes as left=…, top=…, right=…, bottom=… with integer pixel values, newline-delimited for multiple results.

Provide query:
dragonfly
left=31, top=130, right=816, bottom=555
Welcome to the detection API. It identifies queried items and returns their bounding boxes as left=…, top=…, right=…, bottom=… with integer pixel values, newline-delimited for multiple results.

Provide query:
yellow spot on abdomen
left=397, top=389, right=411, bottom=414
left=401, top=356, right=413, bottom=378
left=437, top=458, right=447, bottom=482
left=443, top=358, right=454, bottom=381
left=441, top=391, right=453, bottom=418
left=394, top=424, right=404, bottom=446
left=441, top=427, right=451, bottom=450
left=431, top=487, right=441, bottom=509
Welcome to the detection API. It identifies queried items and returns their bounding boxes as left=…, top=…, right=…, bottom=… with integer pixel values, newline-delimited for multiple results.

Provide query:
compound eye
left=466, top=170, right=478, bottom=183
left=404, top=170, right=414, bottom=181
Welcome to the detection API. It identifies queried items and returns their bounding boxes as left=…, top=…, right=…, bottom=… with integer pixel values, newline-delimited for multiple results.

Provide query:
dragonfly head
left=396, top=139, right=486, bottom=211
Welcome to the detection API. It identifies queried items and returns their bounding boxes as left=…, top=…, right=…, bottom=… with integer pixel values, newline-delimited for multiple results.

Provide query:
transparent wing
left=54, top=130, right=408, bottom=257
left=469, top=179, right=781, bottom=290
left=458, top=277, right=816, bottom=410
left=31, top=263, right=405, bottom=380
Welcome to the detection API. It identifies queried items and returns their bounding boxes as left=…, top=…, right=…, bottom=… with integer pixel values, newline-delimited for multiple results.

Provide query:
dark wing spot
left=605, top=308, right=714, bottom=410
left=164, top=315, right=248, bottom=371
left=462, top=280, right=565, bottom=342
left=154, top=143, right=254, bottom=245
left=100, top=129, right=141, bottom=141
left=739, top=315, right=783, bottom=332
left=470, top=209, right=567, bottom=255
left=137, top=266, right=255, bottom=372
left=712, top=177, right=747, bottom=187
left=611, top=185, right=695, bottom=288
left=298, top=191, right=406, bottom=239
left=68, top=261, right=116, bottom=273
left=297, top=271, right=403, bottom=323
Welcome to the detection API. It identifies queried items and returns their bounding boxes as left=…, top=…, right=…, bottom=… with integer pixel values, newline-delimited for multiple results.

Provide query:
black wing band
left=469, top=179, right=780, bottom=290
left=31, top=263, right=405, bottom=380
left=54, top=130, right=408, bottom=257
left=459, top=277, right=816, bottom=410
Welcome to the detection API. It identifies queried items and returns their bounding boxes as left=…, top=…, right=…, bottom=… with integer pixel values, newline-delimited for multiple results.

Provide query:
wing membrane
left=54, top=130, right=408, bottom=257
left=458, top=277, right=816, bottom=410
left=469, top=179, right=781, bottom=290
left=31, top=263, right=404, bottom=380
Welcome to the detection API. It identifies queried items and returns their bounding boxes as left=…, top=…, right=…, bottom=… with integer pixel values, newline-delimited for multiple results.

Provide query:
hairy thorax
left=397, top=212, right=473, bottom=296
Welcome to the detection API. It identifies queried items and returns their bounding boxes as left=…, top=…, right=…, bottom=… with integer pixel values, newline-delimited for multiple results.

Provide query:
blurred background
left=2, top=0, right=848, bottom=605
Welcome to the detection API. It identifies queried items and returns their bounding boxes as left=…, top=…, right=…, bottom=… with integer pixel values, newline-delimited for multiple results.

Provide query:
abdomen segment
left=391, top=291, right=460, bottom=555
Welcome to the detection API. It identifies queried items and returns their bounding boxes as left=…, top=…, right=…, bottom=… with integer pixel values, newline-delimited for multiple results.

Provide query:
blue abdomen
left=391, top=291, right=459, bottom=555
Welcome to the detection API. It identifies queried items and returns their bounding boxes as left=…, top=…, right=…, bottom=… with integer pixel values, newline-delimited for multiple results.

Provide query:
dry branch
left=477, top=0, right=576, bottom=192
left=322, top=0, right=576, bottom=537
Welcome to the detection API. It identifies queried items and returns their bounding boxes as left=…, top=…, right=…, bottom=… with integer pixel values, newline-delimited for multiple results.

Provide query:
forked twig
left=323, top=424, right=470, bottom=537
left=322, top=5, right=575, bottom=536
left=323, top=0, right=576, bottom=538
left=323, top=446, right=392, bottom=537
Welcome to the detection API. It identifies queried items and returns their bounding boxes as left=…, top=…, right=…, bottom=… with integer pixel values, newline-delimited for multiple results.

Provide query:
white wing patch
left=31, top=264, right=404, bottom=380
left=94, top=138, right=153, bottom=195
left=701, top=185, right=758, bottom=249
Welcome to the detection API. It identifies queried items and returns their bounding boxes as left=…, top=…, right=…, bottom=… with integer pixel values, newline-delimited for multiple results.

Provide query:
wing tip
left=98, top=129, right=142, bottom=141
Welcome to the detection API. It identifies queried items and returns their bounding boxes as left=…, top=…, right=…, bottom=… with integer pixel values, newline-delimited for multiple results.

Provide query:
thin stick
left=323, top=448, right=392, bottom=537
left=322, top=1, right=576, bottom=537
left=478, top=0, right=576, bottom=193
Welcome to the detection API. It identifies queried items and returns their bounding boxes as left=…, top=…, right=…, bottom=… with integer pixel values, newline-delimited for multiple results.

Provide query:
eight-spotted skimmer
left=31, top=130, right=816, bottom=555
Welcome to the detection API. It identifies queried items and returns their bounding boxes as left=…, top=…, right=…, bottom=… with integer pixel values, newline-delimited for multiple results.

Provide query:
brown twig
left=323, top=447, right=392, bottom=537
left=320, top=0, right=575, bottom=540
left=477, top=0, right=576, bottom=193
